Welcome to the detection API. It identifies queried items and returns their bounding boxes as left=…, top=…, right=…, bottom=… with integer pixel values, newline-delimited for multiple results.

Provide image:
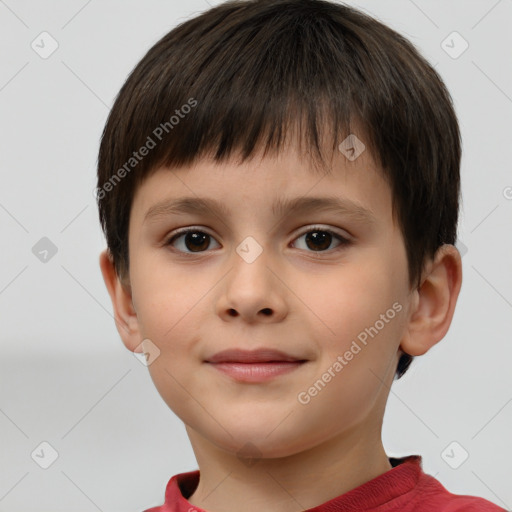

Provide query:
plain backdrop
left=0, top=0, right=511, bottom=511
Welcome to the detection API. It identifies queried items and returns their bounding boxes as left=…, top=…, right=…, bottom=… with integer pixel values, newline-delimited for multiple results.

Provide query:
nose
left=215, top=244, right=288, bottom=324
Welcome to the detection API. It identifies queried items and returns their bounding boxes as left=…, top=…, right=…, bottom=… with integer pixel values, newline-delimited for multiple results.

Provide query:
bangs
left=103, top=1, right=382, bottom=182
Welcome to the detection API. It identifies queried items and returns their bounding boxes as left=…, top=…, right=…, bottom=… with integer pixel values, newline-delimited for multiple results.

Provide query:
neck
left=186, top=423, right=392, bottom=512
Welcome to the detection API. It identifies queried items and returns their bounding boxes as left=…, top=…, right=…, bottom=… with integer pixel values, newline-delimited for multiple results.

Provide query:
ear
left=400, top=244, right=462, bottom=356
left=99, top=249, right=142, bottom=353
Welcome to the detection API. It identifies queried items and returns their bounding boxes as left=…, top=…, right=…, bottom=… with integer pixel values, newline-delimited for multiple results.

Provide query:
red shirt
left=143, top=455, right=507, bottom=512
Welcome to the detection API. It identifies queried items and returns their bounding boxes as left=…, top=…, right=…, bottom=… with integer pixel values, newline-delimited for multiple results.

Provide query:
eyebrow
left=144, top=195, right=376, bottom=225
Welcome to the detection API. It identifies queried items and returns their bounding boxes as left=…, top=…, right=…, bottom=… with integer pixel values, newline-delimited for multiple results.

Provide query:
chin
left=196, top=420, right=316, bottom=460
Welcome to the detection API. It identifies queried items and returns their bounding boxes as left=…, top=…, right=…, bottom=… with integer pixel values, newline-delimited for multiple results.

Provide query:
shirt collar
left=163, top=455, right=423, bottom=512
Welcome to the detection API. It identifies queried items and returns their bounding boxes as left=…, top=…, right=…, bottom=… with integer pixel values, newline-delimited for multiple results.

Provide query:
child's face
left=125, top=142, right=415, bottom=457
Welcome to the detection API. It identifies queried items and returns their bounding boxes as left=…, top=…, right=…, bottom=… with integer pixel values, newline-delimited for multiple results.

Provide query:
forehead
left=130, top=140, right=392, bottom=226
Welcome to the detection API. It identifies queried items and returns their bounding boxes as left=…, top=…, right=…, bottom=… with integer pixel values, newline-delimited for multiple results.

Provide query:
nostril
left=261, top=308, right=272, bottom=315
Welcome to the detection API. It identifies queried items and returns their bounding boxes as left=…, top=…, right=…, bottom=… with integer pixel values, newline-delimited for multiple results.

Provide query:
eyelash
left=165, top=225, right=351, bottom=255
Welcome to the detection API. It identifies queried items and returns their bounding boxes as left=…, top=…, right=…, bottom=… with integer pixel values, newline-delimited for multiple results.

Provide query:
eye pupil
left=305, top=231, right=332, bottom=251
left=186, top=232, right=209, bottom=252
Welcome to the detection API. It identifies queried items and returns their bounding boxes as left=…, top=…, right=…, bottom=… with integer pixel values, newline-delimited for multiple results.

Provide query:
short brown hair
left=97, top=0, right=461, bottom=379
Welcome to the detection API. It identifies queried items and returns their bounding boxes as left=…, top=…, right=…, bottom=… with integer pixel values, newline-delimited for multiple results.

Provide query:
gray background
left=0, top=0, right=511, bottom=511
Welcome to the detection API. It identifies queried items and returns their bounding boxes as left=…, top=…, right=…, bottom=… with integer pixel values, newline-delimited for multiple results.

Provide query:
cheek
left=308, top=261, right=398, bottom=333
left=131, top=270, right=207, bottom=420
left=302, top=250, right=408, bottom=374
left=130, top=252, right=205, bottom=338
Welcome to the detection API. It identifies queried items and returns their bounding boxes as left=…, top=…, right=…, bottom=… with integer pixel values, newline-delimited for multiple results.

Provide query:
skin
left=101, top=140, right=462, bottom=512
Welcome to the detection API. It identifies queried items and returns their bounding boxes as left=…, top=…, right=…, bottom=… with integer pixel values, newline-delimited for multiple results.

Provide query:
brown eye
left=292, top=227, right=350, bottom=253
left=167, top=230, right=220, bottom=253
left=304, top=231, right=332, bottom=251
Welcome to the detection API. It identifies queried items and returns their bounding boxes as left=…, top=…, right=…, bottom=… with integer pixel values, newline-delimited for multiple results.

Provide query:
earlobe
left=99, top=249, right=142, bottom=352
left=400, top=244, right=462, bottom=357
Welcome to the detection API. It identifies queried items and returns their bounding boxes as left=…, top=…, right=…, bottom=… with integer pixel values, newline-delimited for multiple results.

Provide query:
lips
left=205, top=348, right=307, bottom=383
left=206, top=348, right=306, bottom=364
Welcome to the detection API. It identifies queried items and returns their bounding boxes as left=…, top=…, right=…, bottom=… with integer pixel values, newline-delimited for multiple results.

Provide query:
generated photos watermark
left=297, top=301, right=403, bottom=405
left=94, top=97, right=198, bottom=200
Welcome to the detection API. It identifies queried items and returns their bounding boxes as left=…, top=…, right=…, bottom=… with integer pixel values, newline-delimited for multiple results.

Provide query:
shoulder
left=428, top=494, right=507, bottom=512
left=414, top=470, right=507, bottom=511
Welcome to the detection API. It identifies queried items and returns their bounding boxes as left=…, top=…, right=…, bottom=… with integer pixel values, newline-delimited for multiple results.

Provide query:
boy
left=96, top=0, right=506, bottom=510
